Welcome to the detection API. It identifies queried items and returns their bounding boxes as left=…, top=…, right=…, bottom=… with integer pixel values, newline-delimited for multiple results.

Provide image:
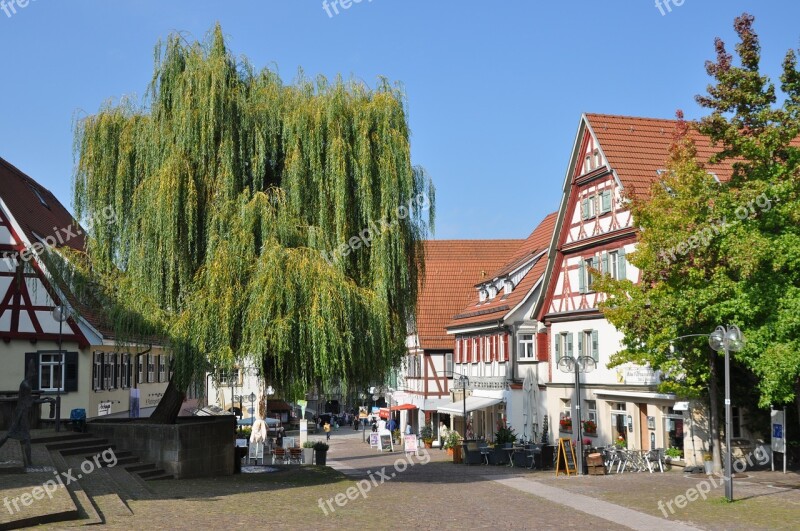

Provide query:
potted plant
left=420, top=424, right=434, bottom=449
left=392, top=428, right=401, bottom=444
left=582, top=420, right=597, bottom=435
left=302, top=441, right=315, bottom=464
left=703, top=452, right=714, bottom=474
left=493, top=423, right=517, bottom=465
left=313, top=441, right=330, bottom=466
left=614, top=436, right=627, bottom=449
left=559, top=417, right=572, bottom=432
left=443, top=431, right=462, bottom=462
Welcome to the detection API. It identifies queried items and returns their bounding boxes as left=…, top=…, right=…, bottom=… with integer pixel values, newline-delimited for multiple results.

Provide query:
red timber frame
left=0, top=207, right=88, bottom=347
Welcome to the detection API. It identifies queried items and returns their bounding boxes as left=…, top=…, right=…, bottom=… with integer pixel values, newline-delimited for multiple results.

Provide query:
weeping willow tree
left=72, top=25, right=434, bottom=422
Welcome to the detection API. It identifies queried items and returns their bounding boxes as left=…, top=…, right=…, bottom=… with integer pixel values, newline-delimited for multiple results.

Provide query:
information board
left=404, top=434, right=418, bottom=455
left=555, top=437, right=577, bottom=476
left=380, top=433, right=393, bottom=452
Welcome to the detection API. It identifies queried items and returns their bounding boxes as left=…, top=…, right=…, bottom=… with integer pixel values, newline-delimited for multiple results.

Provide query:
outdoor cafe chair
left=478, top=441, right=491, bottom=465
left=644, top=449, right=665, bottom=473
left=273, top=447, right=288, bottom=465
left=289, top=447, right=303, bottom=465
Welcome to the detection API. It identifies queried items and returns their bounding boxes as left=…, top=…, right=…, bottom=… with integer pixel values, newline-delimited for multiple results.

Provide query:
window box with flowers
left=559, top=417, right=572, bottom=432
left=582, top=420, right=597, bottom=436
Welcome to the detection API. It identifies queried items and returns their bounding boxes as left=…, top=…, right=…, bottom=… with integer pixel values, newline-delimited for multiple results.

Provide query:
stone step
left=30, top=432, right=89, bottom=445
left=64, top=455, right=133, bottom=522
left=114, top=455, right=140, bottom=466
left=140, top=472, right=174, bottom=481
left=60, top=444, right=116, bottom=457
left=45, top=438, right=109, bottom=452
left=137, top=467, right=170, bottom=479
left=49, top=449, right=103, bottom=526
left=124, top=463, right=156, bottom=473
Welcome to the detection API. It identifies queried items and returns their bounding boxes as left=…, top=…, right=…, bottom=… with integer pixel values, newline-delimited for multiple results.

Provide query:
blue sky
left=2, top=1, right=799, bottom=239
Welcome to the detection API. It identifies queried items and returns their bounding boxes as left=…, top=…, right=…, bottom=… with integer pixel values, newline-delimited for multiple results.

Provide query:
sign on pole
left=771, top=408, right=787, bottom=474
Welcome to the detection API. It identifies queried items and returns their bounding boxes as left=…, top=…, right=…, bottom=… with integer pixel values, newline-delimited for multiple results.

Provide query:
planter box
left=302, top=448, right=314, bottom=464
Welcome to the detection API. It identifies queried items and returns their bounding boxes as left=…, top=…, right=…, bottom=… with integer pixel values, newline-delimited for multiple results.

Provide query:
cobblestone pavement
left=21, top=430, right=800, bottom=530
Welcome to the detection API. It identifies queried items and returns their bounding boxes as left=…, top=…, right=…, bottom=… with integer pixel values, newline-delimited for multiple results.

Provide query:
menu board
left=555, top=437, right=577, bottom=476
left=380, top=433, right=393, bottom=452
left=404, top=434, right=418, bottom=455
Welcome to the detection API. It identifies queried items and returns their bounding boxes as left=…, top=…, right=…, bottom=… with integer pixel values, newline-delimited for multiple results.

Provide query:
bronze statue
left=0, top=376, right=35, bottom=467
left=0, top=361, right=57, bottom=467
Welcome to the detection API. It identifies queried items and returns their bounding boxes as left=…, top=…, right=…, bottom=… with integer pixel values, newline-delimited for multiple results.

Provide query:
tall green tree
left=596, top=14, right=800, bottom=467
left=72, top=25, right=434, bottom=421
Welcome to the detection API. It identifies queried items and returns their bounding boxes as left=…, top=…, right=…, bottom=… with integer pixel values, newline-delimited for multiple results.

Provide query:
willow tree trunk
left=708, top=352, right=722, bottom=473
left=148, top=379, right=185, bottom=424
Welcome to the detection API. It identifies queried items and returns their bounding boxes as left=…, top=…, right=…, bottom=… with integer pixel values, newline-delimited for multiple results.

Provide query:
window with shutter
left=93, top=352, right=102, bottom=390
left=64, top=352, right=78, bottom=392
left=601, top=190, right=612, bottom=213
left=554, top=334, right=561, bottom=362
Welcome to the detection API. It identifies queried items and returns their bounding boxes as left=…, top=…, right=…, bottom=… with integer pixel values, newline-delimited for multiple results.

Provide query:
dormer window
left=479, top=289, right=488, bottom=303
left=28, top=184, right=51, bottom=209
left=487, top=286, right=497, bottom=300
left=504, top=280, right=513, bottom=295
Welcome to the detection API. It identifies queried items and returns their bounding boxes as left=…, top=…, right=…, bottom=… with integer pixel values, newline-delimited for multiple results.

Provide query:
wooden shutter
left=581, top=198, right=589, bottom=220
left=567, top=333, right=574, bottom=358
left=619, top=248, right=627, bottom=280
left=64, top=352, right=78, bottom=392
left=555, top=335, right=561, bottom=362
left=592, top=330, right=599, bottom=362
left=601, top=190, right=612, bottom=213
left=578, top=260, right=586, bottom=294
left=578, top=332, right=584, bottom=358
left=537, top=331, right=549, bottom=362
left=25, top=353, right=39, bottom=390
left=503, top=333, right=509, bottom=362
left=601, top=252, right=609, bottom=275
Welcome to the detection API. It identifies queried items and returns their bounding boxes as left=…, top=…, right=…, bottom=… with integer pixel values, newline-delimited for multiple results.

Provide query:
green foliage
left=302, top=441, right=316, bottom=448
left=665, top=447, right=682, bottom=458
left=312, top=441, right=329, bottom=451
left=494, top=425, right=517, bottom=445
left=419, top=423, right=433, bottom=441
left=443, top=430, right=462, bottom=449
left=596, top=13, right=800, bottom=410
left=71, top=24, right=434, bottom=398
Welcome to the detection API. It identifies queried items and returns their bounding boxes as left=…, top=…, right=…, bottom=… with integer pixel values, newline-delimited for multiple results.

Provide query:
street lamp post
left=249, top=392, right=256, bottom=424
left=264, top=385, right=274, bottom=422
left=557, top=354, right=596, bottom=476
left=708, top=325, right=744, bottom=502
left=460, top=376, right=469, bottom=438
left=52, top=305, right=69, bottom=433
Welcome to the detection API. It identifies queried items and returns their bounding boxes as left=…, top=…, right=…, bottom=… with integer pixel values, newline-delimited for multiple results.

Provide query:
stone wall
left=87, top=416, right=235, bottom=479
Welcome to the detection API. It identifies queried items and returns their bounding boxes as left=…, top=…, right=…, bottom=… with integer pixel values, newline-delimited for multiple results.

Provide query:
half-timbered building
left=536, top=114, right=740, bottom=462
left=0, top=157, right=168, bottom=422
left=399, top=239, right=521, bottom=437
left=444, top=213, right=556, bottom=442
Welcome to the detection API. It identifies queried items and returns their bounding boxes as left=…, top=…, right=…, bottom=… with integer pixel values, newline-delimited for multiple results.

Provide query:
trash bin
left=69, top=409, right=86, bottom=433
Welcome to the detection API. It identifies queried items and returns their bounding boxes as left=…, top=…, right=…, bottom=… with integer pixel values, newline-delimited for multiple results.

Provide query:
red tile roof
left=0, top=157, right=115, bottom=339
left=585, top=113, right=734, bottom=197
left=0, top=157, right=85, bottom=253
left=416, top=240, right=522, bottom=350
left=447, top=212, right=557, bottom=329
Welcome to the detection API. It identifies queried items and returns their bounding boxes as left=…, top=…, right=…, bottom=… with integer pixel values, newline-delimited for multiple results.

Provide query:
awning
left=592, top=390, right=676, bottom=401
left=437, top=396, right=502, bottom=416
left=378, top=404, right=417, bottom=419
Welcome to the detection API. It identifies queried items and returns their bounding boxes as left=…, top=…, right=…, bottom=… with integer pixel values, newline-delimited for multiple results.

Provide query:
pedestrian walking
left=324, top=421, right=332, bottom=441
